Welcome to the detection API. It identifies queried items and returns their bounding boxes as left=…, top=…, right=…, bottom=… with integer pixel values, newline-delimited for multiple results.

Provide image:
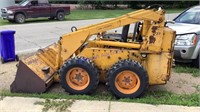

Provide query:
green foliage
left=66, top=9, right=133, bottom=20
left=0, top=19, right=11, bottom=26
left=174, top=65, right=200, bottom=77
left=1, top=89, right=199, bottom=106
left=15, top=0, right=199, bottom=9
left=193, top=85, right=200, bottom=92
left=34, top=99, right=74, bottom=112
left=128, top=1, right=198, bottom=9
left=120, top=91, right=200, bottom=106
left=0, top=93, right=5, bottom=101
left=65, top=9, right=182, bottom=20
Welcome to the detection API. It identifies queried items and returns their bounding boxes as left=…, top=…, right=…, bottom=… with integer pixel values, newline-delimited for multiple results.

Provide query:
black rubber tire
left=107, top=59, right=149, bottom=98
left=15, top=13, right=25, bottom=23
left=15, top=55, right=19, bottom=61
left=56, top=12, right=65, bottom=21
left=1, top=57, right=5, bottom=64
left=192, top=55, right=199, bottom=68
left=59, top=56, right=99, bottom=95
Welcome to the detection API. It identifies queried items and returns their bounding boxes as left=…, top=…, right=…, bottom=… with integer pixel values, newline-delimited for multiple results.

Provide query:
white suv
left=167, top=5, right=200, bottom=68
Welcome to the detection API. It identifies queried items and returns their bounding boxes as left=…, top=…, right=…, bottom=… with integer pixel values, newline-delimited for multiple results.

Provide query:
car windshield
left=174, top=8, right=200, bottom=24
left=19, top=0, right=30, bottom=6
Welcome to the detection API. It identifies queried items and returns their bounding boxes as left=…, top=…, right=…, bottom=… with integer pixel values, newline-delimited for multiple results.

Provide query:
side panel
left=78, top=48, right=142, bottom=82
left=146, top=27, right=176, bottom=85
left=140, top=22, right=165, bottom=52
left=161, top=27, right=176, bottom=52
left=146, top=53, right=172, bottom=85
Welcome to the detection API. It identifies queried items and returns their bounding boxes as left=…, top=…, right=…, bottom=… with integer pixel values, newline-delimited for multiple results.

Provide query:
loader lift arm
left=58, top=9, right=165, bottom=64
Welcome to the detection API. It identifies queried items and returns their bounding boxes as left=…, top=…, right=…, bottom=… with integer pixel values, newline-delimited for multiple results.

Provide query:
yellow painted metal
left=76, top=26, right=175, bottom=84
left=56, top=41, right=63, bottom=69
left=12, top=8, right=176, bottom=93
left=21, top=43, right=59, bottom=82
left=140, top=22, right=165, bottom=52
left=146, top=53, right=173, bottom=85
left=145, top=27, right=176, bottom=85
left=161, top=27, right=176, bottom=52
left=141, top=21, right=151, bottom=36
left=60, top=9, right=165, bottom=62
left=78, top=48, right=142, bottom=82
left=22, top=55, right=54, bottom=82
left=53, top=73, right=60, bottom=82
left=88, top=40, right=141, bottom=49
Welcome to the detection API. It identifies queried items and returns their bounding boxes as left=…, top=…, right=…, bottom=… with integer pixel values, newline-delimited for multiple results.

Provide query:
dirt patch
left=150, top=73, right=200, bottom=94
left=0, top=62, right=17, bottom=90
left=0, top=62, right=200, bottom=94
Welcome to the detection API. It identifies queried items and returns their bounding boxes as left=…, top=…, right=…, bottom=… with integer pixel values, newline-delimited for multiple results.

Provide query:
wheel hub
left=75, top=73, right=84, bottom=82
left=66, top=67, right=90, bottom=90
left=115, top=70, right=140, bottom=94
left=123, top=76, right=131, bottom=83
left=118, top=74, right=137, bottom=89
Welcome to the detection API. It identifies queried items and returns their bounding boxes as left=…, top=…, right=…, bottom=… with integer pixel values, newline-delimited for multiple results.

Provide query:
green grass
left=120, top=91, right=200, bottom=106
left=174, top=65, right=200, bottom=77
left=0, top=9, right=183, bottom=26
left=1, top=89, right=199, bottom=106
left=66, top=9, right=134, bottom=20
left=35, top=99, right=74, bottom=112
left=165, top=9, right=184, bottom=13
left=0, top=20, right=11, bottom=26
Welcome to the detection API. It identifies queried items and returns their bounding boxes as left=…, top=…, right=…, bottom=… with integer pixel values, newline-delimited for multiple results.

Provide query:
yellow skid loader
left=11, top=6, right=175, bottom=98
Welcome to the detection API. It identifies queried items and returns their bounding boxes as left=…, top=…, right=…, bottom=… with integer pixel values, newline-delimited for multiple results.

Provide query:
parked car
left=167, top=5, right=200, bottom=68
left=1, top=0, right=70, bottom=23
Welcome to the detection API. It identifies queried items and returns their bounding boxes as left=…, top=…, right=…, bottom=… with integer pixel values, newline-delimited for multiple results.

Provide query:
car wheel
left=56, top=12, right=65, bottom=21
left=15, top=13, right=25, bottom=24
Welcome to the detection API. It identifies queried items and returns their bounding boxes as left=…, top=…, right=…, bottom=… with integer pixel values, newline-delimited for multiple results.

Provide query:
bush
left=16, top=0, right=199, bottom=9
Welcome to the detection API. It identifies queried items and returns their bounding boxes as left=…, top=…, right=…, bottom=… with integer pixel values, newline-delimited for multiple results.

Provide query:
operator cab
left=102, top=22, right=143, bottom=43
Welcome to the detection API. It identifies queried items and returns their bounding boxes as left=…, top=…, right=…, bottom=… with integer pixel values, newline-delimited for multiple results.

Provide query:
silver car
left=167, top=5, right=200, bottom=68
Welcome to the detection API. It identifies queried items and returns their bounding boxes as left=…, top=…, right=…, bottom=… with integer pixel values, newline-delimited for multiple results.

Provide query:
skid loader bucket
left=10, top=43, right=60, bottom=93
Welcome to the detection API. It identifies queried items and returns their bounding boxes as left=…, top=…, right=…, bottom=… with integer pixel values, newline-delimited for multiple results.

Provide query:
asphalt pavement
left=0, top=13, right=179, bottom=54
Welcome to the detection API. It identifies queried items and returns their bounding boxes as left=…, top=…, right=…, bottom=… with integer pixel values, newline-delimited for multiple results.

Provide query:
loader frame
left=11, top=7, right=175, bottom=98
